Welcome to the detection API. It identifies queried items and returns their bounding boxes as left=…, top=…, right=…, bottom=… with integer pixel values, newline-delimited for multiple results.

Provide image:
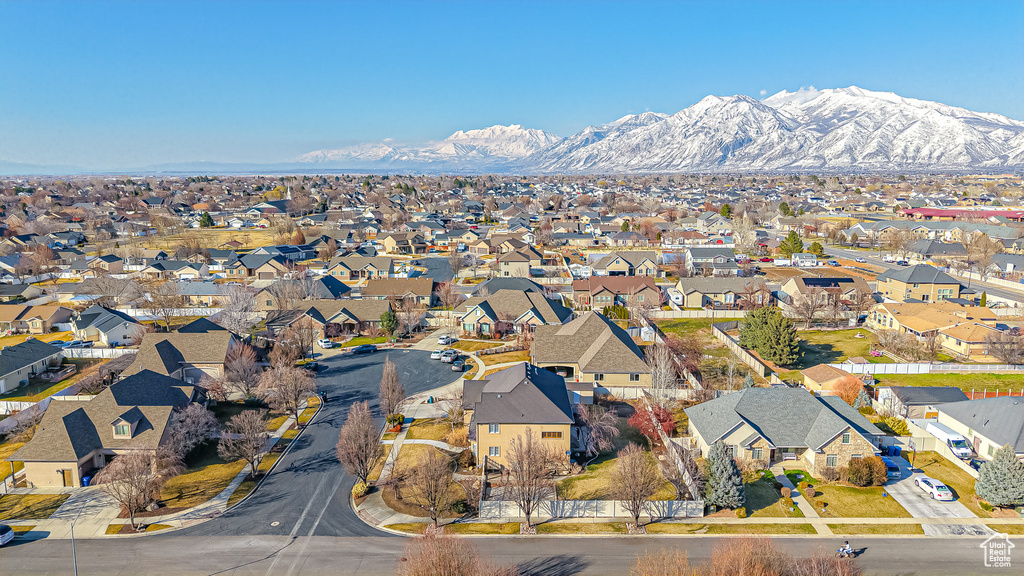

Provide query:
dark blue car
left=352, top=344, right=377, bottom=355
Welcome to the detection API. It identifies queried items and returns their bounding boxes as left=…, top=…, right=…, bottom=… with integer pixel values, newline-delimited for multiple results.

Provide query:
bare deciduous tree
left=448, top=249, right=465, bottom=281
left=224, top=342, right=262, bottom=399
left=95, top=450, right=180, bottom=529
left=215, top=284, right=259, bottom=335
left=577, top=404, right=619, bottom=457
left=792, top=287, right=826, bottom=328
left=985, top=331, right=1024, bottom=364
left=336, top=400, right=379, bottom=484
left=166, top=403, right=219, bottom=460
left=145, top=281, right=187, bottom=330
left=218, top=409, right=269, bottom=477
left=397, top=297, right=423, bottom=336
left=408, top=449, right=456, bottom=527
left=612, top=443, right=662, bottom=529
left=258, top=365, right=316, bottom=424
left=399, top=535, right=517, bottom=576
left=378, top=355, right=405, bottom=417
left=504, top=428, right=556, bottom=529
left=646, top=342, right=678, bottom=409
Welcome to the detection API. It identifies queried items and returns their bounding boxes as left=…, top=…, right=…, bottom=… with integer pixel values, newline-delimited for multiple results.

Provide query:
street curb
left=104, top=397, right=325, bottom=538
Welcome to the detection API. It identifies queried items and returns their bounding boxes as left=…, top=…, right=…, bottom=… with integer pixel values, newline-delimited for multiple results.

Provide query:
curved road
left=3, top=350, right=1021, bottom=575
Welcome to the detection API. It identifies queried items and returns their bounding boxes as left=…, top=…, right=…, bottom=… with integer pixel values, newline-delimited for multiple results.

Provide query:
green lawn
left=745, top=472, right=804, bottom=518
left=0, top=358, right=104, bottom=403
left=556, top=417, right=675, bottom=501
left=160, top=442, right=246, bottom=510
left=536, top=522, right=628, bottom=534
left=988, top=523, right=1024, bottom=534
left=452, top=340, right=503, bottom=352
left=405, top=418, right=450, bottom=442
left=480, top=350, right=531, bottom=365
left=827, top=523, right=924, bottom=535
left=655, top=318, right=717, bottom=338
left=789, top=329, right=884, bottom=370
left=812, top=485, right=912, bottom=518
left=905, top=451, right=988, bottom=517
left=874, top=373, right=1024, bottom=394
left=446, top=522, right=521, bottom=534
left=0, top=493, right=69, bottom=520
left=645, top=523, right=817, bottom=535
left=341, top=336, right=389, bottom=347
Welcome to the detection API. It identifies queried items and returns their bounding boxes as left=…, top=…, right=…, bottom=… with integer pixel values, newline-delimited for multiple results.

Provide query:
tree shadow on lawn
left=795, top=341, right=842, bottom=369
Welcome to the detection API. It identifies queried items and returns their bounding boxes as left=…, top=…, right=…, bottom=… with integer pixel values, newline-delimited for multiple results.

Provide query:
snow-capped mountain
left=296, top=87, right=1024, bottom=173
left=296, top=124, right=561, bottom=169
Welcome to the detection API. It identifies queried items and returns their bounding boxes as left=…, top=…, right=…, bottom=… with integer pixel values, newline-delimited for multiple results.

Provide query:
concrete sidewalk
left=771, top=466, right=832, bottom=536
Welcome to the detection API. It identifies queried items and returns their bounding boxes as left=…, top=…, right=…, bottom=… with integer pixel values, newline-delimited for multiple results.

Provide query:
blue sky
left=1, top=0, right=1021, bottom=169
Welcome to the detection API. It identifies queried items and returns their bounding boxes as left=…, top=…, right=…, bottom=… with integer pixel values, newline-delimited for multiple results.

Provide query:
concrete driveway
left=885, top=457, right=993, bottom=536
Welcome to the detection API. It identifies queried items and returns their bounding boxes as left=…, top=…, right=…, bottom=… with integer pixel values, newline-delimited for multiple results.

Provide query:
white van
left=667, top=288, right=683, bottom=306
left=926, top=422, right=973, bottom=459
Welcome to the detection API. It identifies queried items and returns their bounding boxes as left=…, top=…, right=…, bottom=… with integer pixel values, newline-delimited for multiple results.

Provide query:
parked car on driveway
left=351, top=344, right=377, bottom=355
left=759, top=257, right=774, bottom=262
left=451, top=359, right=466, bottom=372
left=430, top=349, right=443, bottom=360
left=437, top=335, right=457, bottom=346
left=440, top=349, right=458, bottom=363
left=317, top=338, right=333, bottom=349
left=915, top=476, right=954, bottom=500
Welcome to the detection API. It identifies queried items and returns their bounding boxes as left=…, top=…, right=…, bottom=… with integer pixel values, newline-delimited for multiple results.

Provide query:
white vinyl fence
left=478, top=499, right=704, bottom=520
left=829, top=362, right=1024, bottom=374
left=648, top=309, right=747, bottom=319
left=62, top=348, right=136, bottom=359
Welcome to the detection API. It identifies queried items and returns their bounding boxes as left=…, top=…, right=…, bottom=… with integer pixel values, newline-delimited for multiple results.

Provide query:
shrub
left=451, top=499, right=470, bottom=514
left=781, top=486, right=792, bottom=499
left=821, top=467, right=840, bottom=483
left=843, top=456, right=887, bottom=487
left=882, top=416, right=910, bottom=436
left=802, top=487, right=816, bottom=503
left=386, top=413, right=405, bottom=428
left=859, top=406, right=875, bottom=416
left=735, top=507, right=747, bottom=518
left=352, top=481, right=369, bottom=498
left=456, top=449, right=476, bottom=470
left=782, top=497, right=794, bottom=508
left=797, top=481, right=809, bottom=492
left=980, top=501, right=994, bottom=512
left=445, top=426, right=469, bottom=448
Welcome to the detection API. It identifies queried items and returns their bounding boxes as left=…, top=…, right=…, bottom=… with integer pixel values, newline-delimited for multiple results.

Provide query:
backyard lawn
left=0, top=331, right=73, bottom=347
left=905, top=451, right=988, bottom=517
left=788, top=329, right=888, bottom=370
left=874, top=373, right=1024, bottom=395
left=655, top=318, right=717, bottom=338
left=0, top=493, right=69, bottom=520
left=480, top=350, right=531, bottom=365
left=0, top=358, right=105, bottom=403
left=160, top=442, right=246, bottom=510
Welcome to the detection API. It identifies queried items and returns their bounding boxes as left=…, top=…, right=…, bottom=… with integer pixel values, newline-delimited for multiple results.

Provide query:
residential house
left=906, top=240, right=968, bottom=264
left=875, top=386, right=968, bottom=419
left=379, top=232, right=427, bottom=255
left=0, top=338, right=64, bottom=394
left=800, top=364, right=856, bottom=394
left=71, top=305, right=141, bottom=347
left=224, top=254, right=292, bottom=279
left=462, top=362, right=577, bottom=467
left=361, top=277, right=435, bottom=306
left=936, top=397, right=1024, bottom=460
left=0, top=284, right=42, bottom=303
left=876, top=264, right=966, bottom=303
left=938, top=322, right=1007, bottom=361
left=497, top=251, right=533, bottom=278
left=264, top=299, right=393, bottom=336
left=326, top=255, right=394, bottom=280
left=127, top=330, right=238, bottom=382
left=473, top=277, right=545, bottom=296
left=0, top=304, right=73, bottom=334
left=456, top=289, right=572, bottom=337
left=685, top=388, right=884, bottom=475
left=255, top=276, right=352, bottom=312
left=673, top=277, right=766, bottom=309
left=591, top=251, right=659, bottom=277
left=531, top=311, right=650, bottom=393
left=867, top=301, right=997, bottom=339
left=140, top=260, right=208, bottom=281
left=685, top=246, right=739, bottom=276
left=89, top=254, right=124, bottom=275
left=8, top=370, right=204, bottom=487
left=177, top=281, right=223, bottom=307
left=571, top=276, right=661, bottom=310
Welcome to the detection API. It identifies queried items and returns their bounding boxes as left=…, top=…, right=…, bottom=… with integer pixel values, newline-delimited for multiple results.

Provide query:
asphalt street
left=4, top=348, right=1022, bottom=575
left=823, top=245, right=1024, bottom=304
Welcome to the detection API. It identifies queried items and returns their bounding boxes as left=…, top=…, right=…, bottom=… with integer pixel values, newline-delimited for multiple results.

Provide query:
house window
left=629, top=373, right=640, bottom=382
left=266, top=300, right=273, bottom=306
left=637, top=294, right=644, bottom=302
left=751, top=448, right=763, bottom=460
left=488, top=424, right=500, bottom=434
left=851, top=454, right=863, bottom=460
left=826, top=454, right=838, bottom=467
left=488, top=446, right=500, bottom=457
left=988, top=445, right=995, bottom=457
left=842, top=432, right=851, bottom=444
left=114, top=424, right=130, bottom=437
left=541, top=431, right=562, bottom=439
left=594, top=373, right=604, bottom=381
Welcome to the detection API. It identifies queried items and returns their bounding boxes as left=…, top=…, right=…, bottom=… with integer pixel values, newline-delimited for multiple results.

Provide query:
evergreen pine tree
left=980, top=292, right=987, bottom=307
left=854, top=389, right=871, bottom=410
left=975, top=444, right=1024, bottom=507
left=720, top=204, right=732, bottom=218
left=705, top=441, right=746, bottom=509
left=780, top=231, right=804, bottom=257
left=743, top=373, right=755, bottom=389
left=763, top=309, right=800, bottom=366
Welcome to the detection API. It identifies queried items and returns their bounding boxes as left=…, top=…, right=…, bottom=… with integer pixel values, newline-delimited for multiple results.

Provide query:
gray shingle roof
left=684, top=388, right=882, bottom=450
left=877, top=264, right=960, bottom=285
left=464, top=363, right=574, bottom=425
left=0, top=338, right=62, bottom=380
left=940, top=397, right=1024, bottom=453
left=886, top=386, right=969, bottom=405
left=531, top=311, right=649, bottom=374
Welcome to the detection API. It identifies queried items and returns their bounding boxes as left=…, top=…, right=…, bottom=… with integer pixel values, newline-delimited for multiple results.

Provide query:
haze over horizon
left=1, top=0, right=1022, bottom=172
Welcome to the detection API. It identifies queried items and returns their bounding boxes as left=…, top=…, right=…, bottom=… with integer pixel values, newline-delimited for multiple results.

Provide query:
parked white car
left=915, top=476, right=954, bottom=501
left=440, top=349, right=458, bottom=363
left=437, top=335, right=456, bottom=346
left=316, top=338, right=333, bottom=349
left=430, top=349, right=444, bottom=360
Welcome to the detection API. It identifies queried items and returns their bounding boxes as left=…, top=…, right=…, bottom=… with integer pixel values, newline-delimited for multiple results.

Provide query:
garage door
left=258, top=272, right=274, bottom=279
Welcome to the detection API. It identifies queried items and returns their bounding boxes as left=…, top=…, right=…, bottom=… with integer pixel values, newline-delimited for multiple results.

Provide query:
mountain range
left=297, top=86, right=1024, bottom=173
